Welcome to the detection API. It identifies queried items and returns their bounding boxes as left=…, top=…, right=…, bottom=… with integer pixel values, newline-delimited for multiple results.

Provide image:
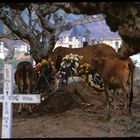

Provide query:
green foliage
left=0, top=57, right=31, bottom=70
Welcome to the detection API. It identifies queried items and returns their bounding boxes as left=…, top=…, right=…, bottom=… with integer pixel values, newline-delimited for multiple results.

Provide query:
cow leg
left=18, top=103, right=28, bottom=113
left=113, top=89, right=119, bottom=110
left=121, top=84, right=128, bottom=113
left=22, top=103, right=27, bottom=110
left=27, top=105, right=32, bottom=113
left=26, top=104, right=32, bottom=113
left=22, top=86, right=28, bottom=111
left=104, top=86, right=110, bottom=112
left=17, top=104, right=22, bottom=113
left=17, top=85, right=24, bottom=113
left=23, top=103, right=28, bottom=109
left=23, top=103, right=32, bottom=113
left=127, top=76, right=133, bottom=113
left=106, top=89, right=120, bottom=112
left=25, top=84, right=33, bottom=113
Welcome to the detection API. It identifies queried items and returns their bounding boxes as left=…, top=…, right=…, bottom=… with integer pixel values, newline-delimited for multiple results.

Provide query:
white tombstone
left=0, top=63, right=41, bottom=138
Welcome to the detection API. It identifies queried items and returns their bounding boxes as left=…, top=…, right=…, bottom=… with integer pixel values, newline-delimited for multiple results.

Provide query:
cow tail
left=23, top=63, right=27, bottom=92
left=128, top=62, right=134, bottom=113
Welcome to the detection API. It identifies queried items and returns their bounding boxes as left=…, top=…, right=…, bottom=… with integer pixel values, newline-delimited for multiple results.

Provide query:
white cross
left=0, top=63, right=41, bottom=138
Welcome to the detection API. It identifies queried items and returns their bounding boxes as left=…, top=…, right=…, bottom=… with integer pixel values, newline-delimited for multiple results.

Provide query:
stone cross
left=0, top=63, right=41, bottom=138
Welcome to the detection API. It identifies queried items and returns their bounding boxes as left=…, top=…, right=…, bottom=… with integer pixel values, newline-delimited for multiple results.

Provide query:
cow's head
left=117, top=42, right=139, bottom=59
left=92, top=57, right=105, bottom=72
left=117, top=45, right=135, bottom=59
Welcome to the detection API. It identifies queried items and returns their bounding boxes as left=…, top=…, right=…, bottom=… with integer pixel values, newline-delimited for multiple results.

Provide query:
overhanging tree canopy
left=0, top=2, right=140, bottom=61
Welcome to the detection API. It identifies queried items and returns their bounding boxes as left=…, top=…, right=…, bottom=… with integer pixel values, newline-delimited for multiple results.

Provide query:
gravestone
left=0, top=63, right=41, bottom=138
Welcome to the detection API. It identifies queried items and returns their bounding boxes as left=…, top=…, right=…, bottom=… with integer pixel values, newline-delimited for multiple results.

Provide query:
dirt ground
left=0, top=70, right=140, bottom=138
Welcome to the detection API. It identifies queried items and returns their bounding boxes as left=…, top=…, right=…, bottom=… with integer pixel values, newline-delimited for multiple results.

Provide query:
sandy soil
left=0, top=73, right=140, bottom=138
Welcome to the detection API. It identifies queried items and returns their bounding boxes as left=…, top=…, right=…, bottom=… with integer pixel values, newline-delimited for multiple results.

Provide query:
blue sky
left=0, top=9, right=121, bottom=43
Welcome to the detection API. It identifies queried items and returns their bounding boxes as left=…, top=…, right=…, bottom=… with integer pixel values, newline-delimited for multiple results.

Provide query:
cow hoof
left=22, top=108, right=27, bottom=111
left=27, top=111, right=32, bottom=115
left=17, top=111, right=22, bottom=115
left=129, top=108, right=132, bottom=114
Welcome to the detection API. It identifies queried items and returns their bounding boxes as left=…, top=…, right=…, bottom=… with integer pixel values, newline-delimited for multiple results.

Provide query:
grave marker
left=0, top=63, right=40, bottom=138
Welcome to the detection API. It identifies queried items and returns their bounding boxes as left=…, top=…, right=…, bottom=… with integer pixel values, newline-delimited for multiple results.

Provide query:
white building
left=54, top=20, right=123, bottom=50
left=54, top=33, right=122, bottom=50
left=14, top=44, right=29, bottom=57
left=0, top=41, right=29, bottom=59
left=102, top=39, right=122, bottom=52
left=54, top=34, right=86, bottom=50
left=0, top=42, right=8, bottom=59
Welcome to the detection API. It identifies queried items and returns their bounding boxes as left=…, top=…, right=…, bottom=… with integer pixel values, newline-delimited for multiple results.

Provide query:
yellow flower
left=85, top=70, right=89, bottom=73
left=42, top=59, right=46, bottom=62
left=48, top=57, right=52, bottom=62
left=51, top=61, right=54, bottom=65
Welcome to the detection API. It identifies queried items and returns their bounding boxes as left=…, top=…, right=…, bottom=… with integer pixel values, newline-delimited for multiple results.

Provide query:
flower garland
left=34, top=58, right=57, bottom=96
left=35, top=58, right=55, bottom=75
left=78, top=63, right=105, bottom=91
left=58, top=53, right=83, bottom=84
left=78, top=63, right=91, bottom=78
left=60, top=53, right=83, bottom=68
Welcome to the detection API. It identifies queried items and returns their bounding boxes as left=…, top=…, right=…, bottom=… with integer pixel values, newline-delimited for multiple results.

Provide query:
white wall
left=102, top=39, right=122, bottom=51
left=130, top=54, right=140, bottom=67
left=0, top=42, right=7, bottom=59
left=54, top=35, right=85, bottom=50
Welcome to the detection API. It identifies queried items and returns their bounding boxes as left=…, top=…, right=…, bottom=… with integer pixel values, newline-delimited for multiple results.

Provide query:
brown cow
left=50, top=43, right=118, bottom=72
left=92, top=56, right=134, bottom=113
left=117, top=41, right=140, bottom=59
left=117, top=43, right=138, bottom=59
left=14, top=61, right=36, bottom=113
left=50, top=44, right=134, bottom=111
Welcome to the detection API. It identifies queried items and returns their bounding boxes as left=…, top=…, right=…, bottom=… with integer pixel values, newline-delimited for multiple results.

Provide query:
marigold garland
left=35, top=57, right=55, bottom=75
left=78, top=63, right=105, bottom=90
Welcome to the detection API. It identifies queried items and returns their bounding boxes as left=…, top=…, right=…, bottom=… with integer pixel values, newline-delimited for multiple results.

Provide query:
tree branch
left=0, top=33, right=18, bottom=40
left=0, top=7, right=36, bottom=44
left=3, top=40, right=15, bottom=61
